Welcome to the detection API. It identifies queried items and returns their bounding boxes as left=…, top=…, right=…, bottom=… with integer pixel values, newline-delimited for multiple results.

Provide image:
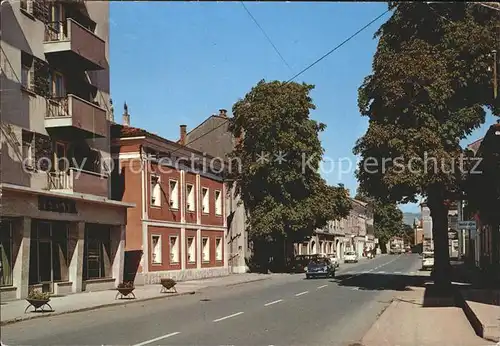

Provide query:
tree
left=354, top=2, right=499, bottom=287
left=229, top=80, right=352, bottom=269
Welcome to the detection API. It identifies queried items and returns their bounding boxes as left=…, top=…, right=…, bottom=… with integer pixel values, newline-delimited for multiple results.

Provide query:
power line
left=170, top=8, right=392, bottom=154
left=240, top=1, right=294, bottom=73
left=286, top=9, right=390, bottom=84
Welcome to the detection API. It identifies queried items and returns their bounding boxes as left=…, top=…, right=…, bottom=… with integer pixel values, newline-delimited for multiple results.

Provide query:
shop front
left=0, top=185, right=132, bottom=301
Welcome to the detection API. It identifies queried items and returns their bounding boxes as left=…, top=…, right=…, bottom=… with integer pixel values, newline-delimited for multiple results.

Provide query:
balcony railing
left=47, top=168, right=108, bottom=197
left=43, top=18, right=106, bottom=70
left=45, top=94, right=107, bottom=138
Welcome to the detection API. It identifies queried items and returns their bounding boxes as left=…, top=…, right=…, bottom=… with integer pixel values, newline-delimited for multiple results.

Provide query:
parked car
left=327, top=253, right=340, bottom=268
left=344, top=251, right=358, bottom=263
left=422, top=251, right=434, bottom=270
left=305, top=257, right=335, bottom=279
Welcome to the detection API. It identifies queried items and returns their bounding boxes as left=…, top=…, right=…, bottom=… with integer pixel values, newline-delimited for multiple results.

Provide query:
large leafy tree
left=229, top=80, right=352, bottom=267
left=355, top=190, right=403, bottom=252
left=354, top=2, right=499, bottom=287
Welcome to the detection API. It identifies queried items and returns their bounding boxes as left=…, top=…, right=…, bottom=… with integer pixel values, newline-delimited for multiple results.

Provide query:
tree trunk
left=427, top=187, right=452, bottom=289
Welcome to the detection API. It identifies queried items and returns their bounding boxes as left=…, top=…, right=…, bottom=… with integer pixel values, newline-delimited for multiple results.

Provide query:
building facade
left=111, top=111, right=229, bottom=284
left=182, top=110, right=249, bottom=273
left=1, top=0, right=131, bottom=301
left=298, top=194, right=375, bottom=260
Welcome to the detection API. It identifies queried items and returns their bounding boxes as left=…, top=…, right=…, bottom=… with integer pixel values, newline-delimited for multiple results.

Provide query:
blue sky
left=109, top=2, right=495, bottom=214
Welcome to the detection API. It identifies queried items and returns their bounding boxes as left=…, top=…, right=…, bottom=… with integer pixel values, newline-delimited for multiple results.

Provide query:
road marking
left=264, top=299, right=283, bottom=306
left=394, top=271, right=402, bottom=274
left=133, top=332, right=180, bottom=346
left=295, top=291, right=309, bottom=296
left=317, top=284, right=328, bottom=289
left=350, top=287, right=359, bottom=290
left=377, top=271, right=386, bottom=274
left=213, top=311, right=244, bottom=322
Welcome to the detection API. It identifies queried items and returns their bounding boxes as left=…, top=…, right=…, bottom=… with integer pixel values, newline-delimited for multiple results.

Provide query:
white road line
left=295, top=291, right=309, bottom=296
left=213, top=311, right=244, bottom=322
left=133, top=332, right=180, bottom=346
left=350, top=287, right=359, bottom=290
left=377, top=271, right=386, bottom=274
left=317, top=284, right=328, bottom=289
left=264, top=299, right=283, bottom=306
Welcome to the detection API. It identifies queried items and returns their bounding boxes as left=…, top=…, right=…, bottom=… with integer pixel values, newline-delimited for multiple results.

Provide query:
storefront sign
left=38, top=196, right=77, bottom=214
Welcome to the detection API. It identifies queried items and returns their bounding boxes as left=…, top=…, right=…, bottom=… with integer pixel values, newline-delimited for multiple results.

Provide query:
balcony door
left=50, top=4, right=66, bottom=40
left=54, top=141, right=69, bottom=172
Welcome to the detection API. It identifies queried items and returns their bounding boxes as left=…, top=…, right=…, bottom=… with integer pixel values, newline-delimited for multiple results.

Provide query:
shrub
left=27, top=287, right=50, bottom=300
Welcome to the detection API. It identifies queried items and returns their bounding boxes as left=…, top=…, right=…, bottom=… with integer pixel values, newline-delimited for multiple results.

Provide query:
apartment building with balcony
left=0, top=0, right=132, bottom=300
left=110, top=109, right=229, bottom=285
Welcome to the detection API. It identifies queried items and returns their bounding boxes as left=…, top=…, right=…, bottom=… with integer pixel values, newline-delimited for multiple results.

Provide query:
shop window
left=202, top=237, right=210, bottom=263
left=150, top=175, right=161, bottom=207
left=169, top=236, right=179, bottom=264
left=215, top=238, right=222, bottom=261
left=215, top=190, right=222, bottom=215
left=169, top=180, right=179, bottom=209
left=186, top=184, right=195, bottom=212
left=0, top=220, right=13, bottom=286
left=187, top=237, right=195, bottom=263
left=84, top=225, right=111, bottom=280
left=151, top=235, right=161, bottom=264
left=201, top=188, right=209, bottom=213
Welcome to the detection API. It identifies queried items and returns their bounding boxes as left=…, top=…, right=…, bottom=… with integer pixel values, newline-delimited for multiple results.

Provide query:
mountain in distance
left=403, top=212, right=421, bottom=226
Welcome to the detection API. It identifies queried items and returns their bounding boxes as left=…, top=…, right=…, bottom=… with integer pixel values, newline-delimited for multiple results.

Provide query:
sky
left=109, top=2, right=496, bottom=214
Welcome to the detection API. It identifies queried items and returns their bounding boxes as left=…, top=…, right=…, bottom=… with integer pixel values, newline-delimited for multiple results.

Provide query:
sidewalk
left=361, top=286, right=493, bottom=346
left=0, top=273, right=273, bottom=326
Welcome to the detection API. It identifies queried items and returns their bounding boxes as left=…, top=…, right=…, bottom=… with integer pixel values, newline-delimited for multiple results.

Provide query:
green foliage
left=229, top=80, right=352, bottom=242
left=354, top=2, right=499, bottom=204
left=354, top=2, right=499, bottom=283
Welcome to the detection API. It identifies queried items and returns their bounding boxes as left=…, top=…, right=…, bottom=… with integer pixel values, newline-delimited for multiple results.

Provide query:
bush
left=27, top=287, right=50, bottom=300
left=117, top=281, right=134, bottom=289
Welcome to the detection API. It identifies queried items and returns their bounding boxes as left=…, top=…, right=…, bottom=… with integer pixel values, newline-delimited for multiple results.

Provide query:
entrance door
left=38, top=240, right=53, bottom=292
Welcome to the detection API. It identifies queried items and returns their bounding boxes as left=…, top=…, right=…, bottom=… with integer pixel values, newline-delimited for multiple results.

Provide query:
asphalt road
left=1, top=254, right=422, bottom=346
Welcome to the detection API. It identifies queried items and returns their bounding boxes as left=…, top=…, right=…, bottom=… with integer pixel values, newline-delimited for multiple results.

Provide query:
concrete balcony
left=45, top=94, right=107, bottom=139
left=47, top=168, right=108, bottom=198
left=43, top=19, right=106, bottom=70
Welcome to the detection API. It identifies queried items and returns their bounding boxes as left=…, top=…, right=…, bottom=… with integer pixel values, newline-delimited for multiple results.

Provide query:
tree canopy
left=353, top=2, right=499, bottom=285
left=229, top=80, right=352, bottom=243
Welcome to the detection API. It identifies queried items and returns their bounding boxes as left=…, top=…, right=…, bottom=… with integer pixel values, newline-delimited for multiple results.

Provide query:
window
left=169, top=180, right=179, bottom=209
left=169, top=236, right=179, bottom=264
left=151, top=235, right=161, bottom=264
left=22, top=130, right=34, bottom=169
left=186, top=184, right=195, bottom=212
left=0, top=220, right=13, bottom=286
left=150, top=175, right=161, bottom=207
left=201, top=188, right=209, bottom=213
left=215, top=190, right=222, bottom=215
left=202, top=237, right=210, bottom=262
left=187, top=237, right=195, bottom=263
left=49, top=71, right=65, bottom=98
left=215, top=238, right=222, bottom=261
left=54, top=141, right=68, bottom=172
left=20, top=0, right=34, bottom=15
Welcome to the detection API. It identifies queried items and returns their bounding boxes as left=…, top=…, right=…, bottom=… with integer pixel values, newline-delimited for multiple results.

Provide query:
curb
left=459, top=295, right=500, bottom=343
left=225, top=276, right=271, bottom=287
left=0, top=290, right=196, bottom=326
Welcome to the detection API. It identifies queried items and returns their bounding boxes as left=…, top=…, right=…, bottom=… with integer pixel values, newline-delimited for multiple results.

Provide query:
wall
left=147, top=226, right=181, bottom=271
left=199, top=175, right=224, bottom=227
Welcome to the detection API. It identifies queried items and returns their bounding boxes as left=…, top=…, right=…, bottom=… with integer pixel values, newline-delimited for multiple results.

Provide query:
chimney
left=219, top=109, right=227, bottom=117
left=180, top=125, right=187, bottom=145
left=122, top=102, right=130, bottom=126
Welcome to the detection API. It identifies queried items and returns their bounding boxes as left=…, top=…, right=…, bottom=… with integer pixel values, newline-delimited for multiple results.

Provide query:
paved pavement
left=1, top=254, right=425, bottom=345
left=1, top=273, right=274, bottom=325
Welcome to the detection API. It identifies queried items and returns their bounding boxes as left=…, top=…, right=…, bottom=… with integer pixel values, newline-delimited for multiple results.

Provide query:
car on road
left=344, top=251, right=358, bottom=263
left=289, top=254, right=320, bottom=273
left=421, top=251, right=434, bottom=270
left=305, top=257, right=335, bottom=279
